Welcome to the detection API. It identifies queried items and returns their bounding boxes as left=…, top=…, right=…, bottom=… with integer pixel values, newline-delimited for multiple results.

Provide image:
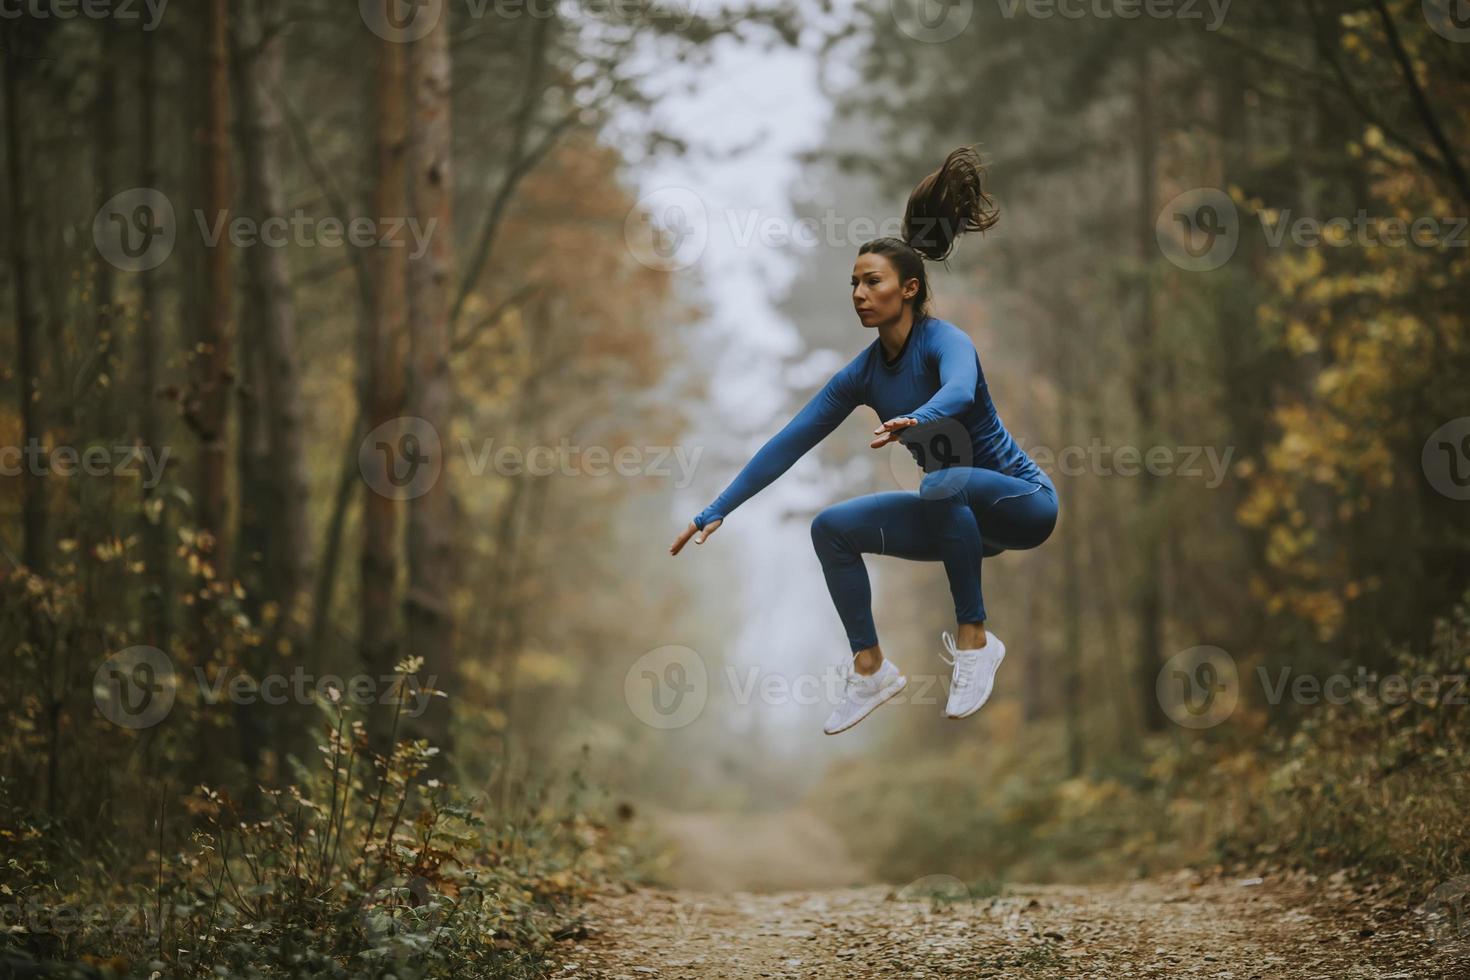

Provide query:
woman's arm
left=905, top=321, right=979, bottom=425
left=691, top=363, right=862, bottom=530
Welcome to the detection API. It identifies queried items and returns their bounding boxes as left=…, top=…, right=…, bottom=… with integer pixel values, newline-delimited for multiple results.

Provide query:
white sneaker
left=822, top=658, right=908, bottom=735
left=940, top=630, right=1006, bottom=719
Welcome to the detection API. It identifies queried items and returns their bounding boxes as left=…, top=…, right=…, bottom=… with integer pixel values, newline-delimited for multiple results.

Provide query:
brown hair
left=858, top=145, right=1000, bottom=319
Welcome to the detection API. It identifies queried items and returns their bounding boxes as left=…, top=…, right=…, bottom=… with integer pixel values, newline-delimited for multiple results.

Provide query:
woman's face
left=851, top=252, right=918, bottom=328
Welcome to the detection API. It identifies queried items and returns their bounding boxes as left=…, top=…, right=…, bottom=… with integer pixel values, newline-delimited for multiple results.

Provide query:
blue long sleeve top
left=691, top=314, right=1048, bottom=530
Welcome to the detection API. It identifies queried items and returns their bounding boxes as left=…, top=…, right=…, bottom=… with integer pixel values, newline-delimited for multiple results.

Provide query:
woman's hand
left=669, top=518, right=721, bottom=555
left=870, top=417, right=919, bottom=449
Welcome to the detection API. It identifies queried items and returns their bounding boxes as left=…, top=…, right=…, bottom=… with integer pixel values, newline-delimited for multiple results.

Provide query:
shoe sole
left=823, top=674, right=908, bottom=735
left=945, top=651, right=1005, bottom=719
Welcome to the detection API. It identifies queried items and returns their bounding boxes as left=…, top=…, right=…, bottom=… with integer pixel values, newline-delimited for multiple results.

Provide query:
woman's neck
left=877, top=307, right=918, bottom=362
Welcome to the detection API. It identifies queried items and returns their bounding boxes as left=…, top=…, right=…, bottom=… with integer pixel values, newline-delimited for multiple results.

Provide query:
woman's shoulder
left=920, top=315, right=974, bottom=349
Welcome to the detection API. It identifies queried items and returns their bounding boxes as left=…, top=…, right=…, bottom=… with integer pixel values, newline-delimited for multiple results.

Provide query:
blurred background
left=1, top=0, right=1467, bottom=974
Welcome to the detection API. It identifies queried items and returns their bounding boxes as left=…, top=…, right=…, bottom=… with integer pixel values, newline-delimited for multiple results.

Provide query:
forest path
left=551, top=810, right=1458, bottom=979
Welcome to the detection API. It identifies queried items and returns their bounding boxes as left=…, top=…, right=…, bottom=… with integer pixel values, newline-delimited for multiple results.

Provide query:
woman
left=668, top=146, right=1058, bottom=735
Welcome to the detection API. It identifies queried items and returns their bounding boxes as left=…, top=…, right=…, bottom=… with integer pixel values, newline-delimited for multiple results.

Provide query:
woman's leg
left=810, top=473, right=1057, bottom=664
left=915, top=467, right=1059, bottom=640
left=810, top=492, right=930, bottom=667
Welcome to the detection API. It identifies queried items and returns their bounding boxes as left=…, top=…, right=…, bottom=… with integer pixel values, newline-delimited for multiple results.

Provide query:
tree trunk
left=1132, top=46, right=1168, bottom=735
left=4, top=45, right=45, bottom=575
left=91, top=24, right=119, bottom=434
left=1057, top=312, right=1083, bottom=777
left=360, top=3, right=410, bottom=741
left=137, top=34, right=171, bottom=650
left=404, top=11, right=458, bottom=753
left=196, top=0, right=235, bottom=593
left=234, top=0, right=313, bottom=654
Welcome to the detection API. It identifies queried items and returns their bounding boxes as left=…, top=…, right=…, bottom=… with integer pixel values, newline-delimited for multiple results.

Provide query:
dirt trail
left=552, top=810, right=1463, bottom=979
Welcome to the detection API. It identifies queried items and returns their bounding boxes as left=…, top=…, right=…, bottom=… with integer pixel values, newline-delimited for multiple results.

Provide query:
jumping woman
left=668, top=146, right=1058, bottom=735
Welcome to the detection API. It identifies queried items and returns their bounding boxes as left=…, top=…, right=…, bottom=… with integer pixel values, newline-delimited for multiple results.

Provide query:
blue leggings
left=809, top=467, right=1058, bottom=653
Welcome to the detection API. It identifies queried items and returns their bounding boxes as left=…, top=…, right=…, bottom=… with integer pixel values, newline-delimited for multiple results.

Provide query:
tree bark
left=91, top=23, right=119, bottom=433
left=1132, top=46, right=1168, bottom=735
left=360, top=2, right=410, bottom=740
left=4, top=39, right=45, bottom=575
left=137, top=33, right=171, bottom=650
left=234, top=0, right=313, bottom=653
left=404, top=10, right=458, bottom=753
left=195, top=0, right=235, bottom=593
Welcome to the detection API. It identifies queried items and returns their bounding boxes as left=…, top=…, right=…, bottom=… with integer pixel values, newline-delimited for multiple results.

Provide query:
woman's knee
left=918, top=467, right=969, bottom=503
left=810, top=506, right=846, bottom=552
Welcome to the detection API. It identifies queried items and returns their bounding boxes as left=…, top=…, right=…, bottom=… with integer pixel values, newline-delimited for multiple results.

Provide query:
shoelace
left=837, top=659, right=879, bottom=698
left=939, top=630, right=981, bottom=691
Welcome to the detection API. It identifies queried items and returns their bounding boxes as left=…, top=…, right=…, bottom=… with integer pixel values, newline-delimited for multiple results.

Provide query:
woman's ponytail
left=901, top=145, right=1000, bottom=262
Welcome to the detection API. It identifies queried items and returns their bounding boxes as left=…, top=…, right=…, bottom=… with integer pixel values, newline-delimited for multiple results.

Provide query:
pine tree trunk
left=197, top=0, right=235, bottom=592
left=4, top=46, right=45, bottom=576
left=404, top=10, right=458, bottom=753
left=234, top=0, right=313, bottom=653
left=1132, top=46, right=1168, bottom=735
left=360, top=3, right=410, bottom=740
